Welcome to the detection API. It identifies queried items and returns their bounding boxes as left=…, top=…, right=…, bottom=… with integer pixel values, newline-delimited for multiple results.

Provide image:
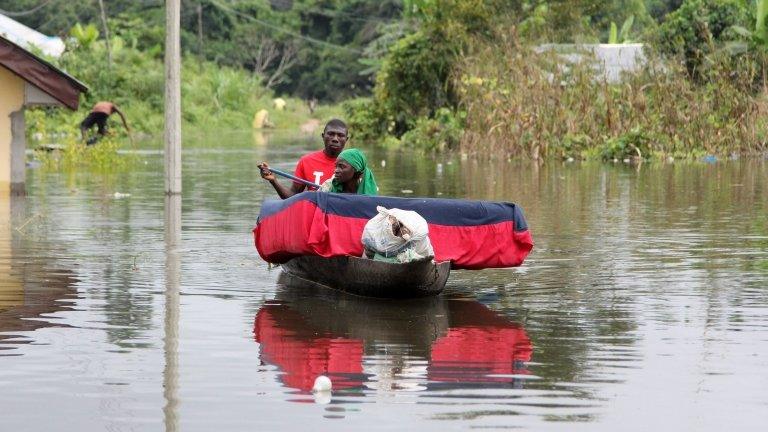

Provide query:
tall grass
left=455, top=34, right=768, bottom=159
left=34, top=136, right=138, bottom=171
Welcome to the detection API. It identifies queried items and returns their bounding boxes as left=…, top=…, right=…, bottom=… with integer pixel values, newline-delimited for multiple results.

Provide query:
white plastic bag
left=361, top=206, right=434, bottom=262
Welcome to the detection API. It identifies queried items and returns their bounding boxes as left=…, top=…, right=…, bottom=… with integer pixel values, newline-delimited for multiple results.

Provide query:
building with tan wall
left=0, top=35, right=87, bottom=195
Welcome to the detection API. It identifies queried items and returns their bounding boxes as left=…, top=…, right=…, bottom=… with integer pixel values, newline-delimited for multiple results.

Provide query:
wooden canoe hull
left=281, top=255, right=451, bottom=298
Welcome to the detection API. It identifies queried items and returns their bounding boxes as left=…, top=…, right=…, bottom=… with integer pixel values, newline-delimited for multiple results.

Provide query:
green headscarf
left=330, top=148, right=378, bottom=195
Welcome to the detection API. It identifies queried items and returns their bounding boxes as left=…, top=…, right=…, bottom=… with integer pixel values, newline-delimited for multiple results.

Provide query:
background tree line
left=4, top=0, right=764, bottom=158
left=2, top=0, right=403, bottom=101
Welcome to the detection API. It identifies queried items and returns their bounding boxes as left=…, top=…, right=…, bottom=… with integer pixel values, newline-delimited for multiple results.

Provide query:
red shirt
left=294, top=150, right=336, bottom=187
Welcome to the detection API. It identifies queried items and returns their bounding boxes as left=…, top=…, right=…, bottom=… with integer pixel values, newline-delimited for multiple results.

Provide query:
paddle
left=264, top=166, right=322, bottom=189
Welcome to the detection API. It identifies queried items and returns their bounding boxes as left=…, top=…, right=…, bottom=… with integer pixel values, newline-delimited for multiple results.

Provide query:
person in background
left=319, top=148, right=378, bottom=195
left=80, top=101, right=130, bottom=145
left=259, top=118, right=348, bottom=199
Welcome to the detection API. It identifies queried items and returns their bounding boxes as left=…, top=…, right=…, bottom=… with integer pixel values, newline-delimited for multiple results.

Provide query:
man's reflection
left=253, top=275, right=533, bottom=396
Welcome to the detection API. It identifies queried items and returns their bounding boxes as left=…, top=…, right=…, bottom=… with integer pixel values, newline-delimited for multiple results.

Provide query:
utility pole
left=165, top=0, right=182, bottom=195
left=163, top=2, right=182, bottom=425
left=97, top=0, right=112, bottom=67
left=197, top=3, right=204, bottom=67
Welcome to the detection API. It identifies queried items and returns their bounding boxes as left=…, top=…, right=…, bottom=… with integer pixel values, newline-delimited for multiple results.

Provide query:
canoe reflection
left=429, top=299, right=532, bottom=385
left=254, top=273, right=533, bottom=394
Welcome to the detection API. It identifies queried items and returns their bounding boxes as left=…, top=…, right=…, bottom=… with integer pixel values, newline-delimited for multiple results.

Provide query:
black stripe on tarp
left=257, top=192, right=529, bottom=232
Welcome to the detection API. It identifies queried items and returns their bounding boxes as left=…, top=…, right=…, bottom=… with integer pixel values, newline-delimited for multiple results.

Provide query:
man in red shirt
left=79, top=101, right=130, bottom=145
left=259, top=119, right=348, bottom=199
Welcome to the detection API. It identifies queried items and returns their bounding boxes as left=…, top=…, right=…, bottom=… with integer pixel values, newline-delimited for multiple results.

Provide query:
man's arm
left=113, top=107, right=130, bottom=132
left=259, top=163, right=306, bottom=199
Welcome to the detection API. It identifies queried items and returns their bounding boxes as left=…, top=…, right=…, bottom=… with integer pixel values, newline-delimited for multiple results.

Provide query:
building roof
left=0, top=13, right=65, bottom=57
left=0, top=34, right=87, bottom=110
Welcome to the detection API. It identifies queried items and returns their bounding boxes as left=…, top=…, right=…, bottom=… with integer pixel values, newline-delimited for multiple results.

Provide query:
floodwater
left=1, top=131, right=767, bottom=431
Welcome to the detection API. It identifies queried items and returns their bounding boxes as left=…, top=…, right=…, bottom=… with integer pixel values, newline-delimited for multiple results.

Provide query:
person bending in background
left=259, top=118, right=348, bottom=199
left=319, top=148, right=378, bottom=195
left=80, top=101, right=130, bottom=145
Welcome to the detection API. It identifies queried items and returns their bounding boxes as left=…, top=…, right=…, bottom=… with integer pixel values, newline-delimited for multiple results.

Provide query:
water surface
left=1, top=132, right=767, bottom=431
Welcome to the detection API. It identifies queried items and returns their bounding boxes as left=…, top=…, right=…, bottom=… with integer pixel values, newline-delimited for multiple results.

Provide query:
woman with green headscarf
left=319, top=148, right=378, bottom=195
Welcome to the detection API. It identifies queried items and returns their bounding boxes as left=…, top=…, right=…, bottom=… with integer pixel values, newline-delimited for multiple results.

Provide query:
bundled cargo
left=361, top=206, right=434, bottom=263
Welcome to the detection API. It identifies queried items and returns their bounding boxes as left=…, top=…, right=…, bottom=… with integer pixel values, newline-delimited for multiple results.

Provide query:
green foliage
left=610, top=22, right=620, bottom=43
left=517, top=1, right=652, bottom=43
left=35, top=137, right=136, bottom=172
left=655, top=0, right=749, bottom=77
left=400, top=108, right=465, bottom=151
left=2, top=0, right=405, bottom=102
left=70, top=23, right=100, bottom=49
left=56, top=35, right=164, bottom=132
left=621, top=15, right=636, bottom=41
left=353, top=0, right=505, bottom=141
left=608, top=15, right=636, bottom=43
left=598, top=127, right=654, bottom=160
left=646, top=0, right=685, bottom=21
left=372, top=31, right=456, bottom=137
left=343, top=98, right=388, bottom=142
left=729, top=0, right=768, bottom=54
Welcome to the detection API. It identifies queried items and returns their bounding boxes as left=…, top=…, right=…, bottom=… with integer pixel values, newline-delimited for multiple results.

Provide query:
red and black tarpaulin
left=254, top=192, right=533, bottom=270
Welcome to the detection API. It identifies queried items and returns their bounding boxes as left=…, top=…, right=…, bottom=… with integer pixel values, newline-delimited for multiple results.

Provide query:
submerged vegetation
left=33, top=137, right=137, bottom=172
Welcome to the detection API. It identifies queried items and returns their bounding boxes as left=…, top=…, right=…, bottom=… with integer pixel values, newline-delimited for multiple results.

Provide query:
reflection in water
left=163, top=194, right=181, bottom=432
left=252, top=130, right=268, bottom=147
left=0, top=195, right=78, bottom=350
left=254, top=273, right=533, bottom=398
left=428, top=300, right=532, bottom=387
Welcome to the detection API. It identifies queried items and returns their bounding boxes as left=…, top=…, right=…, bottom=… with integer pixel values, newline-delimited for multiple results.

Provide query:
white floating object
left=113, top=192, right=131, bottom=199
left=313, top=391, right=331, bottom=405
left=312, top=375, right=332, bottom=392
left=566, top=157, right=574, bottom=162
left=401, top=189, right=413, bottom=194
left=381, top=160, right=386, bottom=167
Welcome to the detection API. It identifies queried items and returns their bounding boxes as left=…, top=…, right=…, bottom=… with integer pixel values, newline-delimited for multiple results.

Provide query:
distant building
left=0, top=13, right=65, bottom=58
left=536, top=43, right=646, bottom=83
left=0, top=35, right=87, bottom=195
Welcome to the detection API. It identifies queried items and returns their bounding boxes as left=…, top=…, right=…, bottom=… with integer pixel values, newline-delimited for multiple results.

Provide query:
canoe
left=281, top=255, right=451, bottom=298
left=254, top=192, right=534, bottom=298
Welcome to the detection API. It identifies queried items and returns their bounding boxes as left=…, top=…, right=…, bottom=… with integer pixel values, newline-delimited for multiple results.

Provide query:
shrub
left=372, top=31, right=455, bottom=137
left=598, top=127, right=655, bottom=160
left=400, top=108, right=465, bottom=151
left=654, top=0, right=749, bottom=77
left=343, top=98, right=388, bottom=142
